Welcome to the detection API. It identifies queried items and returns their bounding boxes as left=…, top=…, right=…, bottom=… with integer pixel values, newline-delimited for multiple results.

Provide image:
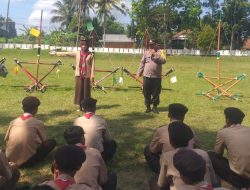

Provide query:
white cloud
left=27, top=0, right=56, bottom=28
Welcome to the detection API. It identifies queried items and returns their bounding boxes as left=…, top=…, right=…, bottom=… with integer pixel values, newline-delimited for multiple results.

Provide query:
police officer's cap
left=64, top=126, right=84, bottom=144
left=224, top=107, right=245, bottom=124
left=22, top=96, right=40, bottom=109
left=169, top=103, right=188, bottom=117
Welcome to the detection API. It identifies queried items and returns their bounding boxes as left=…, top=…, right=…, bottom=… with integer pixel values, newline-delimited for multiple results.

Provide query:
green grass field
left=0, top=49, right=250, bottom=189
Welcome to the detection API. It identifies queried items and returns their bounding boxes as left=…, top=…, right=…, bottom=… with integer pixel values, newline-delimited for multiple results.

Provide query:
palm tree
left=50, top=0, right=76, bottom=29
left=94, top=0, right=128, bottom=47
left=72, top=0, right=95, bottom=47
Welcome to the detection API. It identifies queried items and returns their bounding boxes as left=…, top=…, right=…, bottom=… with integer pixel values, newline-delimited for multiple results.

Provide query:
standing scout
left=5, top=96, right=57, bottom=167
left=136, top=40, right=166, bottom=113
left=50, top=37, right=95, bottom=107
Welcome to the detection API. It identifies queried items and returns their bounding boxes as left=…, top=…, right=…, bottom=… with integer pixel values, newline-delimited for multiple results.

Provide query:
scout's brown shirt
left=0, top=150, right=12, bottom=183
left=158, top=148, right=218, bottom=190
left=215, top=124, right=250, bottom=178
left=73, top=114, right=112, bottom=153
left=4, top=116, right=46, bottom=166
left=74, top=147, right=107, bottom=190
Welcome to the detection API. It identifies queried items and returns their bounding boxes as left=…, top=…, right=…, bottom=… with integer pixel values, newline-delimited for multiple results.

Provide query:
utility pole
left=5, top=0, right=10, bottom=43
left=163, top=0, right=167, bottom=50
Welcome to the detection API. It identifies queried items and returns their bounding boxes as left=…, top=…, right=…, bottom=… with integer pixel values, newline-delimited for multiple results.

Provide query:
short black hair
left=55, top=145, right=86, bottom=173
left=168, top=103, right=188, bottom=120
left=80, top=98, right=97, bottom=112
left=174, top=148, right=206, bottom=184
left=64, top=125, right=84, bottom=145
left=168, top=121, right=193, bottom=148
left=224, top=107, right=245, bottom=124
left=22, top=96, right=40, bottom=113
left=31, top=185, right=54, bottom=190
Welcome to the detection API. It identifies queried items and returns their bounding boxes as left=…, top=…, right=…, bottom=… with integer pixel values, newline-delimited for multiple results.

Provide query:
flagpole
left=36, top=10, right=43, bottom=83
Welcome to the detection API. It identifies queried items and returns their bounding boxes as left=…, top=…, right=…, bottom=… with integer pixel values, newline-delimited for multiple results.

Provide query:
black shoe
left=152, top=106, right=159, bottom=114
left=145, top=107, right=151, bottom=113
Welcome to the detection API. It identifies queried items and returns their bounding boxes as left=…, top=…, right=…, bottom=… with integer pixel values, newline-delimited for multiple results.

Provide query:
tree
left=222, top=0, right=250, bottom=51
left=197, top=25, right=216, bottom=53
left=202, top=0, right=220, bottom=18
left=50, top=0, right=76, bottom=29
left=94, top=0, right=128, bottom=47
left=105, top=16, right=125, bottom=34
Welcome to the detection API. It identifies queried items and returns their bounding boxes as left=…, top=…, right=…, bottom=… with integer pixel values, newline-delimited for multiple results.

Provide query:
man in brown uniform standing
left=136, top=40, right=166, bottom=113
left=208, top=107, right=250, bottom=189
left=5, top=96, right=56, bottom=167
left=50, top=37, right=94, bottom=107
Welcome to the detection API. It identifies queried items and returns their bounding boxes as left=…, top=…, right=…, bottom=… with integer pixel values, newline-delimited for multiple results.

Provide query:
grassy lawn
left=0, top=49, right=250, bottom=189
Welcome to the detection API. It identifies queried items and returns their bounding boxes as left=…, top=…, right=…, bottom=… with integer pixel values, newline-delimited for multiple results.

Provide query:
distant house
left=100, top=34, right=135, bottom=48
left=171, top=30, right=191, bottom=49
left=243, top=38, right=250, bottom=50
left=0, top=21, right=17, bottom=38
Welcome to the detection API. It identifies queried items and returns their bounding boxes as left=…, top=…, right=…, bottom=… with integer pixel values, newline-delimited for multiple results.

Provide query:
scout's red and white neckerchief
left=79, top=51, right=91, bottom=79
left=54, top=178, right=74, bottom=190
left=20, top=113, right=33, bottom=121
left=84, top=112, right=94, bottom=119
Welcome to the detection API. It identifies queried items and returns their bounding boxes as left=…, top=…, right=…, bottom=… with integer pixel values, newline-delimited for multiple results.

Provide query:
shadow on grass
left=97, top=104, right=121, bottom=110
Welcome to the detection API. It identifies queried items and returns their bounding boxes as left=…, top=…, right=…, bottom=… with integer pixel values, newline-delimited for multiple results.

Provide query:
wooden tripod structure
left=14, top=10, right=62, bottom=93
left=197, top=19, right=246, bottom=101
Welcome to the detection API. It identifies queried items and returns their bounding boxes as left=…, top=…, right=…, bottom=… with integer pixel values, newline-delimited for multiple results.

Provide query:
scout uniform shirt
left=149, top=122, right=197, bottom=154
left=137, top=49, right=166, bottom=78
left=54, top=51, right=94, bottom=78
left=0, top=150, right=12, bottom=184
left=215, top=124, right=250, bottom=178
left=42, top=174, right=93, bottom=190
left=74, top=144, right=108, bottom=190
left=73, top=112, right=112, bottom=153
left=4, top=113, right=46, bottom=166
left=158, top=148, right=218, bottom=190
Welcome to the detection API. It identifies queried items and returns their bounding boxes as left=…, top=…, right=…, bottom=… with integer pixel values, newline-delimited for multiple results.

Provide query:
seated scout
left=174, top=148, right=214, bottom=190
left=5, top=96, right=56, bottom=167
left=153, top=121, right=218, bottom=190
left=0, top=149, right=20, bottom=190
left=145, top=103, right=199, bottom=173
left=41, top=145, right=93, bottom=190
left=208, top=107, right=250, bottom=189
left=64, top=125, right=117, bottom=190
left=73, top=98, right=116, bottom=162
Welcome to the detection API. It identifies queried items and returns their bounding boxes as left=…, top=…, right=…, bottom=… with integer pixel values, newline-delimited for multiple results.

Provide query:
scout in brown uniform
left=64, top=125, right=117, bottom=190
left=50, top=37, right=94, bottom=106
left=208, top=107, right=250, bottom=189
left=41, top=145, right=93, bottom=190
left=0, top=149, right=20, bottom=190
left=149, top=121, right=218, bottom=190
left=144, top=103, right=189, bottom=173
left=174, top=149, right=214, bottom=190
left=136, top=40, right=166, bottom=113
left=4, top=96, right=57, bottom=167
left=73, top=98, right=116, bottom=163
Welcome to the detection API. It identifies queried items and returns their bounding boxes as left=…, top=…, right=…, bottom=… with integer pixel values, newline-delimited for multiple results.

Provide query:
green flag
left=86, top=22, right=94, bottom=32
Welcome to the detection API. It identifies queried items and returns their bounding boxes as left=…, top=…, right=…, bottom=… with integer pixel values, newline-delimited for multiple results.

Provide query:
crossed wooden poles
left=14, top=58, right=62, bottom=93
left=197, top=19, right=246, bottom=101
left=92, top=67, right=175, bottom=92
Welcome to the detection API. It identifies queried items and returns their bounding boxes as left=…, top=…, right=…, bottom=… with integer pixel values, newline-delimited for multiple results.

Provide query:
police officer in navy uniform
left=136, top=40, right=166, bottom=113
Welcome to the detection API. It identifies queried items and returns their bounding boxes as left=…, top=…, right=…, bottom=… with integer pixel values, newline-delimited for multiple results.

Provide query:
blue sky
left=0, top=0, right=131, bottom=34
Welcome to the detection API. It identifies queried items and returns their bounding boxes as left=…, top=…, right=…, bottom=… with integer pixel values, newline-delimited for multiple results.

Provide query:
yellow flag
left=160, top=50, right=166, bottom=60
left=13, top=66, right=19, bottom=74
left=30, top=28, right=40, bottom=37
